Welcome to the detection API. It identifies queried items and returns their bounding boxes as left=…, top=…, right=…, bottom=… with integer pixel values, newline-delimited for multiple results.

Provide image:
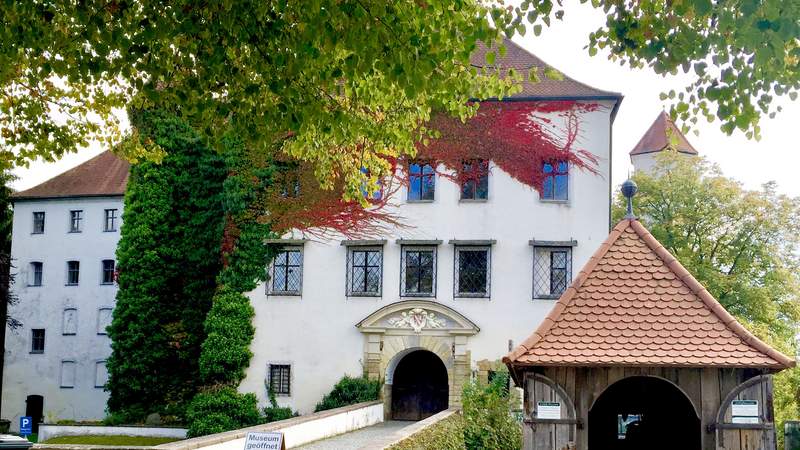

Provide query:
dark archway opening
left=25, top=395, right=44, bottom=433
left=391, top=350, right=448, bottom=421
left=589, top=376, right=700, bottom=450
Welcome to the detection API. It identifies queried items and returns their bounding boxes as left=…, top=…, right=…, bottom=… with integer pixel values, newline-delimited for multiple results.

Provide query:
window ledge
left=30, top=351, right=44, bottom=355
left=407, top=199, right=435, bottom=203
left=65, top=283, right=79, bottom=286
left=267, top=292, right=302, bottom=297
left=100, top=282, right=115, bottom=286
left=60, top=386, right=74, bottom=389
left=67, top=231, right=82, bottom=234
left=97, top=333, right=108, bottom=336
left=534, top=295, right=561, bottom=300
left=31, top=232, right=44, bottom=235
left=341, top=239, right=387, bottom=247
left=62, top=333, right=76, bottom=336
left=27, top=285, right=42, bottom=288
left=103, top=230, right=117, bottom=233
left=539, top=199, right=570, bottom=205
left=400, top=293, right=436, bottom=298
left=459, top=198, right=488, bottom=203
left=347, top=293, right=383, bottom=298
left=455, top=294, right=490, bottom=299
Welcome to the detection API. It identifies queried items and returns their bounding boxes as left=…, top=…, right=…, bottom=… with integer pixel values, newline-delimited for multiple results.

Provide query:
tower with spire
left=630, top=111, right=699, bottom=175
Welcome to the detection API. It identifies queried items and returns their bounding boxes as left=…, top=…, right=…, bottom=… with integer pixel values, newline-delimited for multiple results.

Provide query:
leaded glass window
left=542, top=161, right=569, bottom=201
left=533, top=246, right=572, bottom=299
left=460, top=159, right=489, bottom=200
left=401, top=247, right=436, bottom=296
left=454, top=246, right=490, bottom=297
left=408, top=161, right=435, bottom=201
left=347, top=248, right=382, bottom=296
left=269, top=364, right=291, bottom=396
left=268, top=248, right=303, bottom=295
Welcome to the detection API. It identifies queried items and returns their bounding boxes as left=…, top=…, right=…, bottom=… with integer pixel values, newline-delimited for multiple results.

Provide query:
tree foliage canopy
left=2, top=0, right=797, bottom=190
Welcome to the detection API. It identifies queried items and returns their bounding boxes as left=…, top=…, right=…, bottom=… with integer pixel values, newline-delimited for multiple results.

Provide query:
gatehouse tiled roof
left=629, top=111, right=698, bottom=156
left=469, top=39, right=622, bottom=100
left=505, top=219, right=795, bottom=369
left=13, top=152, right=129, bottom=200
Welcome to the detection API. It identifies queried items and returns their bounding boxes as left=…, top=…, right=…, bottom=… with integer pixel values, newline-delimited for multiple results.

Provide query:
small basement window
left=268, top=364, right=291, bottom=396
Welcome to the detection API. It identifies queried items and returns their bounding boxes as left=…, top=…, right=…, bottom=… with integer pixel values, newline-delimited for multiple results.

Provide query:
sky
left=11, top=4, right=800, bottom=196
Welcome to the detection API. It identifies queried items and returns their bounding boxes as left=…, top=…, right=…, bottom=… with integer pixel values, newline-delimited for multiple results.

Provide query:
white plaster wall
left=2, top=197, right=123, bottom=428
left=241, top=100, right=615, bottom=414
left=38, top=424, right=187, bottom=442
left=631, top=153, right=658, bottom=174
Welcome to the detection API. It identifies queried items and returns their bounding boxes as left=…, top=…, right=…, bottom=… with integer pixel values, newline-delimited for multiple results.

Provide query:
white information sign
left=731, top=400, right=759, bottom=424
left=536, top=401, right=562, bottom=420
left=244, top=432, right=285, bottom=450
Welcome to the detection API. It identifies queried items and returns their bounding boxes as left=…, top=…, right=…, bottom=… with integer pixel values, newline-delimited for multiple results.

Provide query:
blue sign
left=19, top=416, right=32, bottom=436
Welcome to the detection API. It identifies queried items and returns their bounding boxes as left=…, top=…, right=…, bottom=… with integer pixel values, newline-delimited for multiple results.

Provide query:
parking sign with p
left=19, top=417, right=32, bottom=436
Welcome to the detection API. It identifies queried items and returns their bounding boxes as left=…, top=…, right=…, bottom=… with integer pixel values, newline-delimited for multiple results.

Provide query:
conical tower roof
left=630, top=111, right=699, bottom=156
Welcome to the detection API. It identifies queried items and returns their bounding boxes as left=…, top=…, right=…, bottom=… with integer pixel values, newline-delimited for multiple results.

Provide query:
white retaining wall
left=157, top=401, right=383, bottom=450
left=38, top=425, right=187, bottom=443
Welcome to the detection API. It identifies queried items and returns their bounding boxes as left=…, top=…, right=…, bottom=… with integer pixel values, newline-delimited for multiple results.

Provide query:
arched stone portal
left=355, top=300, right=479, bottom=418
left=589, top=376, right=700, bottom=450
left=391, top=350, right=449, bottom=420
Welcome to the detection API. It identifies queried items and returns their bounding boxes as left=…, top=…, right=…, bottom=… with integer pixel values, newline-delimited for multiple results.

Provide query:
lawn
left=40, top=435, right=181, bottom=446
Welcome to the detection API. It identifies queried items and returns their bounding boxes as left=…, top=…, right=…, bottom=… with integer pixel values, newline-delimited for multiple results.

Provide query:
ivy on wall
left=106, top=109, right=227, bottom=422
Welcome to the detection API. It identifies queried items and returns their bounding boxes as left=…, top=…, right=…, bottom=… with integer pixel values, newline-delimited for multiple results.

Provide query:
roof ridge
left=628, top=219, right=795, bottom=368
left=504, top=219, right=632, bottom=364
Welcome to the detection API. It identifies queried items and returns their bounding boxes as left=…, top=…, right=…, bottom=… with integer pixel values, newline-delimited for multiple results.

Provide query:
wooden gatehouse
left=504, top=214, right=795, bottom=450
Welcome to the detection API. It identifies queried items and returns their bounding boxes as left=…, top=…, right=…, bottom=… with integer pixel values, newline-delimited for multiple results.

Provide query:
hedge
left=314, top=376, right=382, bottom=412
left=388, top=412, right=466, bottom=450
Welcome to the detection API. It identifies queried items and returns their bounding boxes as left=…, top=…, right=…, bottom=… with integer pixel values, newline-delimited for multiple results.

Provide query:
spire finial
left=621, top=179, right=638, bottom=219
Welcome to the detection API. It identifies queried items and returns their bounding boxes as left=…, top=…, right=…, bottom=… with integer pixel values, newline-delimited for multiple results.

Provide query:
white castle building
left=1, top=42, right=698, bottom=427
left=2, top=152, right=128, bottom=429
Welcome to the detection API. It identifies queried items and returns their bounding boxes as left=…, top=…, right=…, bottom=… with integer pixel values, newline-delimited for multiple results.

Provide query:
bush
left=186, top=387, right=261, bottom=438
left=462, top=372, right=522, bottom=450
left=263, top=387, right=298, bottom=423
left=314, top=376, right=382, bottom=412
left=198, top=289, right=255, bottom=385
left=388, top=412, right=466, bottom=450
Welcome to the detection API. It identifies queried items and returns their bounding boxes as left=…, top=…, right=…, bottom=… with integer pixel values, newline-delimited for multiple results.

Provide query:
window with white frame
left=401, top=246, right=436, bottom=297
left=31, top=329, right=45, bottom=353
left=66, top=261, right=80, bottom=285
left=454, top=246, right=491, bottom=297
left=62, top=308, right=77, bottom=335
left=533, top=245, right=573, bottom=299
left=60, top=360, right=76, bottom=388
left=268, top=248, right=303, bottom=295
left=29, top=262, right=43, bottom=286
left=541, top=161, right=569, bottom=201
left=101, top=260, right=115, bottom=284
left=104, top=209, right=118, bottom=232
left=268, top=364, right=291, bottom=396
left=69, top=210, right=83, bottom=233
left=346, top=247, right=382, bottom=296
left=95, top=361, right=109, bottom=388
left=97, top=308, right=113, bottom=335
left=32, top=212, right=45, bottom=234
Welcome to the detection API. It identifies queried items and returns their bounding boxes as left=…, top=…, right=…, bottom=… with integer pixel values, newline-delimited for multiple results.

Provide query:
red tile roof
left=470, top=39, right=622, bottom=100
left=630, top=111, right=699, bottom=156
left=505, top=219, right=795, bottom=370
left=13, top=151, right=129, bottom=201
